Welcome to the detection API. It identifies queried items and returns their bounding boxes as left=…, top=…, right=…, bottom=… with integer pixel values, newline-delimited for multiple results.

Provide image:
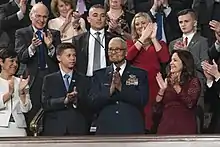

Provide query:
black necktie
left=93, top=32, right=101, bottom=71
left=116, top=67, right=121, bottom=72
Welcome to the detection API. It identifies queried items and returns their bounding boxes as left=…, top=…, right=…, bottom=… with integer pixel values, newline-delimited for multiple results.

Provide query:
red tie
left=184, top=37, right=188, bottom=47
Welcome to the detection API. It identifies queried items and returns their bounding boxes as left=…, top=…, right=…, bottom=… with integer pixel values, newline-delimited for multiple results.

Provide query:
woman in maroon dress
left=126, top=12, right=169, bottom=131
left=156, top=50, right=201, bottom=134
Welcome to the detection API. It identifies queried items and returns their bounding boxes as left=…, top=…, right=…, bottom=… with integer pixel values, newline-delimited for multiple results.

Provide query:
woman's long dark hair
left=167, top=50, right=196, bottom=86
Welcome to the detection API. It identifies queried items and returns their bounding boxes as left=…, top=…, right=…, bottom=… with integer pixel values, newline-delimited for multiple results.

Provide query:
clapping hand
left=67, top=87, right=78, bottom=103
left=201, top=61, right=213, bottom=81
left=72, top=12, right=81, bottom=23
left=152, top=0, right=163, bottom=11
left=150, top=23, right=158, bottom=39
left=65, top=9, right=74, bottom=23
left=209, top=20, right=220, bottom=34
left=139, top=23, right=154, bottom=43
left=19, top=75, right=30, bottom=92
left=32, top=33, right=42, bottom=48
left=110, top=71, right=122, bottom=95
left=156, top=72, right=167, bottom=91
left=113, top=71, right=122, bottom=91
left=202, top=59, right=220, bottom=79
left=108, top=19, right=120, bottom=32
left=173, top=40, right=186, bottom=50
left=43, top=29, right=53, bottom=49
left=20, top=0, right=27, bottom=14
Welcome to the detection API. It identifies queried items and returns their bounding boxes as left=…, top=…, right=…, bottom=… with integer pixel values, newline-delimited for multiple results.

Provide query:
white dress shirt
left=113, top=60, right=127, bottom=76
left=87, top=28, right=107, bottom=76
left=60, top=68, right=73, bottom=85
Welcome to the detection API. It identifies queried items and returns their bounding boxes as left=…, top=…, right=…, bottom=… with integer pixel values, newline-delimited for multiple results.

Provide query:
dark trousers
left=26, top=69, right=49, bottom=136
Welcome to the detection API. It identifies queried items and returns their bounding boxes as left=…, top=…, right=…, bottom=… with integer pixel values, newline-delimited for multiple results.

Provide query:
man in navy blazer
left=89, top=37, right=149, bottom=134
left=41, top=43, right=90, bottom=136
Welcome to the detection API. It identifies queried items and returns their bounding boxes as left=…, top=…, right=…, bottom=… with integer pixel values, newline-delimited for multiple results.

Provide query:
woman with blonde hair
left=48, top=0, right=86, bottom=43
left=126, top=12, right=169, bottom=132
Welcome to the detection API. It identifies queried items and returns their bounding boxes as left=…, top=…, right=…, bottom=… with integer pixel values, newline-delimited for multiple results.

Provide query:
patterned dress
left=157, top=77, right=201, bottom=134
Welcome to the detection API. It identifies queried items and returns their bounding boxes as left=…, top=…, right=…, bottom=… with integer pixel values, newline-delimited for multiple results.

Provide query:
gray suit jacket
left=169, top=33, right=209, bottom=108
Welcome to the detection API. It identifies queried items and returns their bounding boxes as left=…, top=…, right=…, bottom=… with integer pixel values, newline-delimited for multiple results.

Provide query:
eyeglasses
left=108, top=48, right=126, bottom=53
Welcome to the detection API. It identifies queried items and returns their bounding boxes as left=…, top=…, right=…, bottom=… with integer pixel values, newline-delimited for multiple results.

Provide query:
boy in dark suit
left=89, top=37, right=149, bottom=134
left=42, top=43, right=90, bottom=136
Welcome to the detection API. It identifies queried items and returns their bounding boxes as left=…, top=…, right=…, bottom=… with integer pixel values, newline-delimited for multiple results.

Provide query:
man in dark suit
left=169, top=9, right=209, bottom=133
left=89, top=37, right=149, bottom=134
left=148, top=0, right=182, bottom=44
left=193, top=0, right=220, bottom=46
left=0, top=0, right=31, bottom=48
left=208, top=24, right=220, bottom=61
left=72, top=4, right=115, bottom=76
left=15, top=2, right=61, bottom=132
left=205, top=22, right=220, bottom=133
left=0, top=0, right=9, bottom=5
left=42, top=43, right=90, bottom=136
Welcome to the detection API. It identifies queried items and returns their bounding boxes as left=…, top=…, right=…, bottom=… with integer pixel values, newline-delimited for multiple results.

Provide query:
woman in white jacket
left=0, top=48, right=32, bottom=137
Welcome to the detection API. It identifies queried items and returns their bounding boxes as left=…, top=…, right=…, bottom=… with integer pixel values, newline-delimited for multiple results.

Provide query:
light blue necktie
left=64, top=74, right=70, bottom=91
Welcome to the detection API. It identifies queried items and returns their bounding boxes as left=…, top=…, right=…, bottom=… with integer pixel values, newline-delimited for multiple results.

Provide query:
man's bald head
left=30, top=2, right=49, bottom=17
left=29, top=2, right=49, bottom=29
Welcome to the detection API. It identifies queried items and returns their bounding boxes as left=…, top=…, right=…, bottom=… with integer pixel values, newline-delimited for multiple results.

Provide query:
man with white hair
left=89, top=37, right=149, bottom=134
left=15, top=2, right=61, bottom=134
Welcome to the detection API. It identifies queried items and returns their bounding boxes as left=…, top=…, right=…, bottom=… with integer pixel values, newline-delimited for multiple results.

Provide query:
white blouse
left=0, top=77, right=32, bottom=128
left=48, top=16, right=87, bottom=43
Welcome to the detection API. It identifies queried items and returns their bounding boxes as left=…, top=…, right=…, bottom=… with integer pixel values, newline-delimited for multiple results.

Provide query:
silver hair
left=29, top=2, right=49, bottom=17
left=109, top=37, right=127, bottom=49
